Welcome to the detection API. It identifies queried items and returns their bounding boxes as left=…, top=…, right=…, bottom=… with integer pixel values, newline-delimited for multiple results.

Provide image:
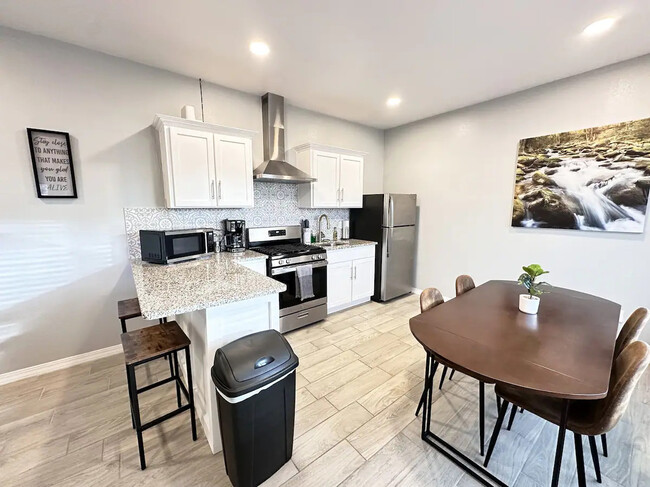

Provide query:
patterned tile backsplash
left=124, top=182, right=350, bottom=259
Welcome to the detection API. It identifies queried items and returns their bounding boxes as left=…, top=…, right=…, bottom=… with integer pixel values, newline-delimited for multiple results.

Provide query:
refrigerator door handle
left=388, top=195, right=394, bottom=227
left=386, top=230, right=391, bottom=258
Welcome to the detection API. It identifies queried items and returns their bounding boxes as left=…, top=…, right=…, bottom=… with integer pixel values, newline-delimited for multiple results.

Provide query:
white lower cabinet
left=326, top=245, right=376, bottom=314
left=327, top=261, right=354, bottom=310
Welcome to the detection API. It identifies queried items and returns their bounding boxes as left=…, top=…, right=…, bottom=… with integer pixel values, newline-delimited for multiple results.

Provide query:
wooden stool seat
left=121, top=321, right=190, bottom=366
left=118, top=297, right=142, bottom=321
left=121, top=321, right=197, bottom=470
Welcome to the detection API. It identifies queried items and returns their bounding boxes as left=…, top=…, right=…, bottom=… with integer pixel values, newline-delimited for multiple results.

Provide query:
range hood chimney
left=253, top=93, right=316, bottom=183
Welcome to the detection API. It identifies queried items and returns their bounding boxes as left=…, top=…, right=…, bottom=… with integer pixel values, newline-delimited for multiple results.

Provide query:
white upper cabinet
left=168, top=127, right=216, bottom=208
left=154, top=115, right=255, bottom=208
left=312, top=150, right=340, bottom=207
left=215, top=135, right=253, bottom=208
left=339, top=154, right=364, bottom=207
left=292, top=143, right=366, bottom=208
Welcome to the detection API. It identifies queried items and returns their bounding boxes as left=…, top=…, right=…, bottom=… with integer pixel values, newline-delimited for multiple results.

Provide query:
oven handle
left=271, top=261, right=328, bottom=275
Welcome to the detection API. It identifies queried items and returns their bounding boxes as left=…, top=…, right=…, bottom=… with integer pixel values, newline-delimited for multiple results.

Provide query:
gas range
left=252, top=243, right=326, bottom=268
left=247, top=225, right=328, bottom=333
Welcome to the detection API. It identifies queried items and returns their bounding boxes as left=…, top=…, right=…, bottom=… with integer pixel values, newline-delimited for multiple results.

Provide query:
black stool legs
left=125, top=345, right=197, bottom=470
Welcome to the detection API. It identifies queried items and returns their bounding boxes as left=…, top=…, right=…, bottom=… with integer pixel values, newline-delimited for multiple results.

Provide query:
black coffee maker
left=223, top=220, right=246, bottom=252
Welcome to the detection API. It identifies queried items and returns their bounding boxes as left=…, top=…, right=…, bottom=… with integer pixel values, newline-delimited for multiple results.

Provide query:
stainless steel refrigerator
left=350, top=194, right=417, bottom=301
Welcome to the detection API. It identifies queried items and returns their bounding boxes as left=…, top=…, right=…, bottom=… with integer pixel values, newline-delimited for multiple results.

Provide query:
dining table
left=409, top=280, right=621, bottom=487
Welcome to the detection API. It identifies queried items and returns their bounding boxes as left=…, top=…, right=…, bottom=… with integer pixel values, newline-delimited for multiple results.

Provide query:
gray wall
left=384, top=55, right=650, bottom=333
left=0, top=27, right=384, bottom=374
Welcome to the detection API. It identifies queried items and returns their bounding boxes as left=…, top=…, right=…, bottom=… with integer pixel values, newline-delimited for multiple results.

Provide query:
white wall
left=385, top=55, right=650, bottom=331
left=0, top=27, right=384, bottom=374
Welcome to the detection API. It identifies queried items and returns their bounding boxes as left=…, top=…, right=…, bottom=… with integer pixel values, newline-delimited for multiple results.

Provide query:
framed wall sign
left=27, top=128, right=78, bottom=198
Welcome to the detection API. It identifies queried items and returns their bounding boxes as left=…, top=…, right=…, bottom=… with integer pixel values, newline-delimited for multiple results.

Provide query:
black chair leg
left=574, top=433, right=587, bottom=487
left=449, top=369, right=455, bottom=380
left=496, top=395, right=501, bottom=414
left=125, top=365, right=135, bottom=429
left=551, top=399, right=570, bottom=487
left=601, top=433, right=608, bottom=457
left=185, top=346, right=197, bottom=441
left=484, top=397, right=509, bottom=467
left=438, top=365, right=448, bottom=390
left=173, top=352, right=182, bottom=408
left=479, top=381, right=485, bottom=456
left=506, top=403, right=518, bottom=430
left=588, top=435, right=602, bottom=483
left=127, top=365, right=146, bottom=470
left=120, top=318, right=127, bottom=334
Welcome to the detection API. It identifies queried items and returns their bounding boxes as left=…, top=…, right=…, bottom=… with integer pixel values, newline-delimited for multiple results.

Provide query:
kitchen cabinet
left=327, top=261, right=354, bottom=310
left=154, top=114, right=255, bottom=209
left=326, top=245, right=376, bottom=313
left=292, top=143, right=366, bottom=208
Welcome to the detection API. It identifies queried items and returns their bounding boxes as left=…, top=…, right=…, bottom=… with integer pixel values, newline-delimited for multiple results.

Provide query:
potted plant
left=517, top=264, right=549, bottom=314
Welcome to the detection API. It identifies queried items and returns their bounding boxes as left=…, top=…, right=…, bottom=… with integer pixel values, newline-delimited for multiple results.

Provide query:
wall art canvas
left=511, top=118, right=650, bottom=233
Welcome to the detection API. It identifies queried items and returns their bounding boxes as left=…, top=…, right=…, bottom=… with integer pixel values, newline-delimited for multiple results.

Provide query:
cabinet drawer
left=326, top=244, right=375, bottom=264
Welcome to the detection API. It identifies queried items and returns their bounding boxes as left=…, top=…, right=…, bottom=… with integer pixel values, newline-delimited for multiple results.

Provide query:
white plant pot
left=519, top=294, right=540, bottom=315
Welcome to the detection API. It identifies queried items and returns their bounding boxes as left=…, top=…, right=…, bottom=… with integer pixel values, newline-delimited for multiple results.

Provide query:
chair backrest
left=420, top=288, right=444, bottom=312
left=614, top=308, right=649, bottom=358
left=455, top=275, right=475, bottom=296
left=596, top=340, right=650, bottom=434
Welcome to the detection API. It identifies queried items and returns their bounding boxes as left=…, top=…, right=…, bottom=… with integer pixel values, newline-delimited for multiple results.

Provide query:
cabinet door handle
left=337, top=188, right=340, bottom=202
left=350, top=266, right=353, bottom=280
left=354, top=266, right=357, bottom=279
left=211, top=180, right=215, bottom=199
left=341, top=188, right=344, bottom=202
left=218, top=180, right=222, bottom=200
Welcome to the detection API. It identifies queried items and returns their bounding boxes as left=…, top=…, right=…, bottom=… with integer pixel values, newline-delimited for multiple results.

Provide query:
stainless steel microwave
left=139, top=229, right=215, bottom=264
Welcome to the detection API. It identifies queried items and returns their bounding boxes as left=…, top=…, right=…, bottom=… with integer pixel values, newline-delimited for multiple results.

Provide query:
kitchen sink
left=318, top=240, right=347, bottom=247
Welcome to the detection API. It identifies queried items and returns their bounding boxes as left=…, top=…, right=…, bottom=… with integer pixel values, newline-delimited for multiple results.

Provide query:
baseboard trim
left=0, top=344, right=123, bottom=386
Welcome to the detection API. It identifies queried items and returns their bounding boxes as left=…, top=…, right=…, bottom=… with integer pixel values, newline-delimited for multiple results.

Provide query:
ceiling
left=2, top=0, right=649, bottom=129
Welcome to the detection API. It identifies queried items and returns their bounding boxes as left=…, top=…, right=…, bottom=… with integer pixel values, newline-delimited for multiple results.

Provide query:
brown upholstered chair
left=420, top=287, right=444, bottom=312
left=486, top=340, right=650, bottom=485
left=455, top=274, right=476, bottom=296
left=438, top=275, right=476, bottom=387
left=614, top=307, right=648, bottom=358
left=415, top=288, right=445, bottom=417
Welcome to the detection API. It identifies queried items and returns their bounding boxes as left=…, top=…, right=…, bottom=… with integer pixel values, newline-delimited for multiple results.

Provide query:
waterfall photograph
left=512, top=117, right=650, bottom=233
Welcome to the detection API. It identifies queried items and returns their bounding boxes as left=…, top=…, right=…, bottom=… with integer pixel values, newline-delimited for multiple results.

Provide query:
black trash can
left=211, top=330, right=299, bottom=487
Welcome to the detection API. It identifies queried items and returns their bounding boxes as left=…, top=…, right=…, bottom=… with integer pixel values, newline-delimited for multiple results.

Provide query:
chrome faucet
left=317, top=214, right=330, bottom=243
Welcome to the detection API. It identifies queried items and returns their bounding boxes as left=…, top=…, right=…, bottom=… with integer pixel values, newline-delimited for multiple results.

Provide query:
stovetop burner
left=253, top=243, right=323, bottom=258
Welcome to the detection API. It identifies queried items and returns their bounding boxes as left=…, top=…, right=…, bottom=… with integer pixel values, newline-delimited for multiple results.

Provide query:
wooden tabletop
left=409, top=280, right=621, bottom=400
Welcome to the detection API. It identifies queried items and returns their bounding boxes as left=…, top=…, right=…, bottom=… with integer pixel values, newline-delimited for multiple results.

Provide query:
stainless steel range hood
left=253, top=93, right=316, bottom=183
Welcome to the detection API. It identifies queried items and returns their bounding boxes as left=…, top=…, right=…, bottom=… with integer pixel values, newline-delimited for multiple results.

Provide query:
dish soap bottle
left=332, top=224, right=338, bottom=241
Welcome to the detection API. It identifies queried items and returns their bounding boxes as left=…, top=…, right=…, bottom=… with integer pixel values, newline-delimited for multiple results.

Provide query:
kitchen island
left=131, top=250, right=285, bottom=454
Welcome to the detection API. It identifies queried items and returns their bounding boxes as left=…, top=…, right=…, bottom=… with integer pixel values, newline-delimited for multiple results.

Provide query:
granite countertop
left=131, top=250, right=285, bottom=320
left=313, top=238, right=378, bottom=251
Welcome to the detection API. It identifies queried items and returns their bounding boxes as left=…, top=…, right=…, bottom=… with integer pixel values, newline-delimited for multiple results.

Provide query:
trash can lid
left=211, top=330, right=299, bottom=398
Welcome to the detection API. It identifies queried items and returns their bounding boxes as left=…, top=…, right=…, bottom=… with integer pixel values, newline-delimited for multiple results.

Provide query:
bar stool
left=121, top=320, right=197, bottom=470
left=118, top=297, right=173, bottom=372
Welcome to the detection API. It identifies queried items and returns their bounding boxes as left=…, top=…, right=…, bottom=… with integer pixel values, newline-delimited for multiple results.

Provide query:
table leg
left=478, top=381, right=485, bottom=456
left=418, top=351, right=507, bottom=486
left=551, top=399, right=569, bottom=487
left=415, top=352, right=431, bottom=417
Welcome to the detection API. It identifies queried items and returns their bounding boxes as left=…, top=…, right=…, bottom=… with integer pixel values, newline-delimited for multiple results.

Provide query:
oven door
left=271, top=261, right=327, bottom=315
left=165, top=230, right=208, bottom=263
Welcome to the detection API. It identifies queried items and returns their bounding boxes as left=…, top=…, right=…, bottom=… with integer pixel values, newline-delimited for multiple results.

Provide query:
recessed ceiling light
left=249, top=41, right=270, bottom=56
left=582, top=17, right=616, bottom=36
left=386, top=97, right=401, bottom=107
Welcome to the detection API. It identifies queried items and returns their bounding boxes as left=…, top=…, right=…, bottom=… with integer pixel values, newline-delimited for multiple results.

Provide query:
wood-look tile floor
left=1, top=294, right=649, bottom=486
